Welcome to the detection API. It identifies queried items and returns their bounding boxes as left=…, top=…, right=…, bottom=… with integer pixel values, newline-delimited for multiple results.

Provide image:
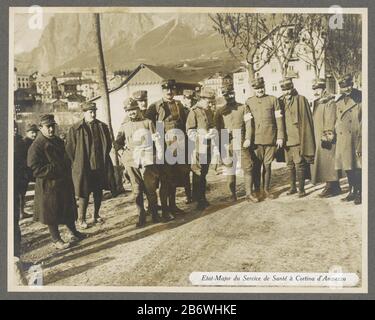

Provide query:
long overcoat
left=279, top=90, right=316, bottom=163
left=65, top=119, right=115, bottom=198
left=145, top=99, right=190, bottom=187
left=311, top=93, right=342, bottom=184
left=334, top=88, right=362, bottom=171
left=27, top=134, right=77, bottom=225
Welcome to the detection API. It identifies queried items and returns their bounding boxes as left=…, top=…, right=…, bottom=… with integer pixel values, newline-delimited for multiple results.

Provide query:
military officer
left=215, top=92, right=255, bottom=202
left=334, top=74, right=362, bottom=205
left=279, top=78, right=315, bottom=198
left=245, top=77, right=284, bottom=200
left=133, top=90, right=148, bottom=117
left=311, top=78, right=341, bottom=197
left=181, top=89, right=197, bottom=116
left=66, top=102, right=115, bottom=229
left=145, top=79, right=188, bottom=220
left=115, top=99, right=162, bottom=227
left=14, top=121, right=26, bottom=257
left=19, top=123, right=39, bottom=220
left=186, top=87, right=217, bottom=210
left=28, top=114, right=86, bottom=250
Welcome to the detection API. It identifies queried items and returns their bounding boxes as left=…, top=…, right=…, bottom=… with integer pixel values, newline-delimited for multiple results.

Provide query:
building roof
left=59, top=72, right=82, bottom=78
left=67, top=93, right=86, bottom=102
left=61, top=79, right=98, bottom=86
left=36, top=75, right=56, bottom=82
left=90, top=63, right=238, bottom=102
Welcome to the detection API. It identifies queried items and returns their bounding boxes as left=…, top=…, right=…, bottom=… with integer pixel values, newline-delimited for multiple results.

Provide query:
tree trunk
left=247, top=61, right=256, bottom=96
left=92, top=13, right=122, bottom=194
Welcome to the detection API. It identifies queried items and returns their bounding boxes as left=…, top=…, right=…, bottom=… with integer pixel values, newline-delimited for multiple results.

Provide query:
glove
left=276, top=139, right=283, bottom=149
left=242, top=139, right=251, bottom=148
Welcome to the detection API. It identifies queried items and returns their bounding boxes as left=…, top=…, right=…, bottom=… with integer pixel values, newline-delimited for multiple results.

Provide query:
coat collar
left=73, top=118, right=102, bottom=130
left=337, top=92, right=359, bottom=118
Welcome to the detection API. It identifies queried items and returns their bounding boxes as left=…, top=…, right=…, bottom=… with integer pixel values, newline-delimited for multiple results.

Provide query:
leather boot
left=287, top=167, right=297, bottom=195
left=297, top=167, right=306, bottom=198
left=136, top=210, right=147, bottom=228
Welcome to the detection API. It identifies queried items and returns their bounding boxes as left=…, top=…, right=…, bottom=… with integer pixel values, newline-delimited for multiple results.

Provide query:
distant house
left=56, top=72, right=82, bottom=85
left=36, top=76, right=59, bottom=102
left=67, top=93, right=86, bottom=111
left=14, top=69, right=31, bottom=90
left=202, top=72, right=233, bottom=97
left=60, top=79, right=99, bottom=100
left=92, top=63, right=202, bottom=135
left=52, top=98, right=69, bottom=112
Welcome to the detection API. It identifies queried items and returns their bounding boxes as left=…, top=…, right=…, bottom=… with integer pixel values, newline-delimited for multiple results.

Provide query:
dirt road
left=20, top=166, right=362, bottom=287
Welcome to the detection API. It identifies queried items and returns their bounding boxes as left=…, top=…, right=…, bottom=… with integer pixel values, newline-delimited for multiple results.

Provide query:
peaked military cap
left=338, top=74, right=353, bottom=88
left=132, top=90, right=148, bottom=101
left=39, top=114, right=57, bottom=126
left=312, top=78, right=326, bottom=90
left=123, top=98, right=139, bottom=111
left=81, top=101, right=97, bottom=112
left=280, top=78, right=294, bottom=91
left=26, top=123, right=39, bottom=132
left=251, top=77, right=265, bottom=89
left=161, top=79, right=177, bottom=89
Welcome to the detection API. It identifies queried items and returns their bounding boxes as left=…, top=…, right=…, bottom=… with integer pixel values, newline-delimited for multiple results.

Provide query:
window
left=272, top=67, right=277, bottom=73
left=243, top=89, right=246, bottom=94
left=272, top=85, right=277, bottom=92
left=306, top=64, right=312, bottom=71
left=288, top=65, right=294, bottom=71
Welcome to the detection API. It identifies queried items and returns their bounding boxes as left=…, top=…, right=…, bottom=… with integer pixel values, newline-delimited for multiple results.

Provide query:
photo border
left=1, top=0, right=373, bottom=300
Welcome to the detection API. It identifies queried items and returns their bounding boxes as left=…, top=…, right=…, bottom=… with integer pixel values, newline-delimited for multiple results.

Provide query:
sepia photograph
left=8, top=5, right=368, bottom=293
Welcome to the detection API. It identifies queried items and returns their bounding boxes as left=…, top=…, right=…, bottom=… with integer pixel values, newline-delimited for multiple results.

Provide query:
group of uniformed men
left=14, top=74, right=362, bottom=253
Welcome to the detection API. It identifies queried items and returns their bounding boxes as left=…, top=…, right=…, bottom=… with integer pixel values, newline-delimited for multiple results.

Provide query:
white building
left=233, top=57, right=323, bottom=104
left=15, top=70, right=31, bottom=89
left=36, top=76, right=59, bottom=102
left=92, top=64, right=200, bottom=135
left=202, top=73, right=233, bottom=97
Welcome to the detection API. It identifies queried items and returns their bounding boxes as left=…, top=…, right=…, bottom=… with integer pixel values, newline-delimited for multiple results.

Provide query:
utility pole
left=92, top=13, right=122, bottom=193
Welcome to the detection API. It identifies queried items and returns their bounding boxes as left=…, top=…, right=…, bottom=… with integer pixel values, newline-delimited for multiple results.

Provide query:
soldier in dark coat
left=145, top=79, right=188, bottom=219
left=65, top=102, right=115, bottom=229
left=214, top=93, right=255, bottom=202
left=279, top=78, right=315, bottom=198
left=246, top=77, right=285, bottom=200
left=334, top=75, right=362, bottom=205
left=14, top=122, right=26, bottom=258
left=186, top=87, right=217, bottom=210
left=18, top=123, right=38, bottom=220
left=27, top=115, right=85, bottom=250
left=115, top=99, right=162, bottom=227
left=311, top=79, right=341, bottom=197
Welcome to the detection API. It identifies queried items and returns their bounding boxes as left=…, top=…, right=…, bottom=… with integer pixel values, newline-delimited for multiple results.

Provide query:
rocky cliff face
left=15, top=13, right=228, bottom=74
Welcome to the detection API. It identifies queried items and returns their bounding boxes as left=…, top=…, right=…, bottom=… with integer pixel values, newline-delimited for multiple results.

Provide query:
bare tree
left=325, top=14, right=362, bottom=82
left=210, top=13, right=303, bottom=84
left=210, top=13, right=279, bottom=83
left=92, top=13, right=122, bottom=192
left=295, top=14, right=329, bottom=79
left=269, top=14, right=305, bottom=77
